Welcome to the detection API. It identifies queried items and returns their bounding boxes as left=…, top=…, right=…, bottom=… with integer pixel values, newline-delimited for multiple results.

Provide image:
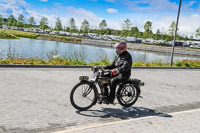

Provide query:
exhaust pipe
left=139, top=81, right=145, bottom=87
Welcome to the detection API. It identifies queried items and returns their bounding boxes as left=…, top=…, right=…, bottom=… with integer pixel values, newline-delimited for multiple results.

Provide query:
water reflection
left=0, top=38, right=199, bottom=63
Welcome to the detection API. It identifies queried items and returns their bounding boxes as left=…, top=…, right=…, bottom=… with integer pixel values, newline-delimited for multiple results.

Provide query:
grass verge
left=0, top=57, right=199, bottom=67
left=0, top=29, right=81, bottom=44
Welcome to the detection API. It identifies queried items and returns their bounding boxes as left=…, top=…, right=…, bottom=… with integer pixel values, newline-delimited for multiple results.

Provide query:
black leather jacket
left=104, top=51, right=132, bottom=76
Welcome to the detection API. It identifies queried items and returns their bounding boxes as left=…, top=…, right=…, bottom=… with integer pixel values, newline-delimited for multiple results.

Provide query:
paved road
left=53, top=108, right=200, bottom=133
left=0, top=68, right=200, bottom=133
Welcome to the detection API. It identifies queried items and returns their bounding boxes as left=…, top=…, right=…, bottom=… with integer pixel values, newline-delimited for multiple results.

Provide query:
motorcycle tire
left=117, top=84, right=139, bottom=107
left=70, top=81, right=98, bottom=111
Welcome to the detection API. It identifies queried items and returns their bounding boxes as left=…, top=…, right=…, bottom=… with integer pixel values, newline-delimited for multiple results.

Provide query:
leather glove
left=111, top=68, right=119, bottom=76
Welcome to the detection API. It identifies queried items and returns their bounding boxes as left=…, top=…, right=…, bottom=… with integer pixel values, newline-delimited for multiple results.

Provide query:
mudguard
left=126, top=78, right=145, bottom=96
left=129, top=79, right=144, bottom=87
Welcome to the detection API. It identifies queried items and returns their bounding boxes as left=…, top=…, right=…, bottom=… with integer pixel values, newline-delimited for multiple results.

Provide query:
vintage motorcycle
left=70, top=66, right=145, bottom=111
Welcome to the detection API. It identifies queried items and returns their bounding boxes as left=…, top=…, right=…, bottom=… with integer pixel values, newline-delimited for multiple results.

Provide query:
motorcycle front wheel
left=117, top=84, right=139, bottom=107
left=70, top=81, right=98, bottom=111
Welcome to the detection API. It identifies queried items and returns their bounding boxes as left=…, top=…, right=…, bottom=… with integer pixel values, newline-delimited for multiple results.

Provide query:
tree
left=190, top=34, right=194, bottom=40
left=144, top=21, right=152, bottom=31
left=105, top=28, right=112, bottom=35
left=55, top=17, right=63, bottom=31
left=65, top=27, right=70, bottom=32
left=143, top=21, right=153, bottom=39
left=195, top=26, right=200, bottom=38
left=28, top=16, right=36, bottom=26
left=122, top=19, right=132, bottom=30
left=185, top=35, right=189, bottom=41
left=8, top=15, right=17, bottom=26
left=0, top=14, right=3, bottom=26
left=154, top=29, right=161, bottom=40
left=121, top=19, right=132, bottom=37
left=111, top=29, right=121, bottom=36
left=99, top=20, right=107, bottom=30
left=17, top=14, right=25, bottom=27
left=81, top=19, right=89, bottom=33
left=165, top=35, right=171, bottom=41
left=176, top=33, right=181, bottom=41
left=67, top=18, right=76, bottom=32
left=39, top=16, right=48, bottom=30
left=129, top=26, right=139, bottom=37
left=138, top=32, right=143, bottom=38
left=168, top=21, right=177, bottom=36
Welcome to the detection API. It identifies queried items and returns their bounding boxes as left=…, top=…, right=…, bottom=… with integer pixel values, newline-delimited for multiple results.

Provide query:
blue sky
left=0, top=0, right=200, bottom=37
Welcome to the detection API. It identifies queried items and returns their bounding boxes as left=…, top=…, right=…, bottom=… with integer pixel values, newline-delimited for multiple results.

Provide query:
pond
left=0, top=38, right=199, bottom=63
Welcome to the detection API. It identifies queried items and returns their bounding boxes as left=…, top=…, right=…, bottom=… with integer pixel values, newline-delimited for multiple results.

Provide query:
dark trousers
left=109, top=73, right=130, bottom=100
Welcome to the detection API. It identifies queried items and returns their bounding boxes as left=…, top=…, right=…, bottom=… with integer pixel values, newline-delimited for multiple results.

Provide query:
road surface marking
left=52, top=108, right=200, bottom=133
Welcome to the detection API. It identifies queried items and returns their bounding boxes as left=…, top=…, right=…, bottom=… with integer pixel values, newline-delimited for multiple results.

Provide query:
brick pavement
left=55, top=108, right=200, bottom=133
left=0, top=68, right=199, bottom=133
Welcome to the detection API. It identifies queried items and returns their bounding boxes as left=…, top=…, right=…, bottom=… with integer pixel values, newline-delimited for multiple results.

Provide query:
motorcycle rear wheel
left=70, top=81, right=98, bottom=111
left=117, top=84, right=139, bottom=107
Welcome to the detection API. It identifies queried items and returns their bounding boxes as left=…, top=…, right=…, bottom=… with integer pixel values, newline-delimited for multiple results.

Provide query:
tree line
left=0, top=14, right=200, bottom=41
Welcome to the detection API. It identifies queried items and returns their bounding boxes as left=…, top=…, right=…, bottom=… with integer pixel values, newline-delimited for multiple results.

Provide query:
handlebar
left=92, top=66, right=112, bottom=78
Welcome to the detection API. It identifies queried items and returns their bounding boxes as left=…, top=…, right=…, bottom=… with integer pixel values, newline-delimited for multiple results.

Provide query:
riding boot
left=103, top=85, right=109, bottom=98
left=107, top=87, right=115, bottom=103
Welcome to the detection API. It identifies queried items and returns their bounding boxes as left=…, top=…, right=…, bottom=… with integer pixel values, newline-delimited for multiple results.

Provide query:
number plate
left=79, top=76, right=89, bottom=81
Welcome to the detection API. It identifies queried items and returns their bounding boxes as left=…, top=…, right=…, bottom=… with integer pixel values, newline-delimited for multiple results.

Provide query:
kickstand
left=139, top=95, right=143, bottom=98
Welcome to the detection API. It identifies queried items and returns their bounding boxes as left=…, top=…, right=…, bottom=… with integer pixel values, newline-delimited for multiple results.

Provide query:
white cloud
left=0, top=0, right=199, bottom=37
left=28, top=6, right=102, bottom=29
left=26, top=10, right=45, bottom=25
left=0, top=0, right=27, bottom=5
left=110, top=11, right=200, bottom=37
left=0, top=0, right=29, bottom=17
left=178, top=14, right=200, bottom=36
left=0, top=0, right=102, bottom=29
left=40, top=0, right=48, bottom=2
left=107, top=8, right=118, bottom=13
left=105, top=0, right=115, bottom=3
left=114, top=0, right=200, bottom=36
left=151, top=14, right=200, bottom=37
left=188, top=1, right=197, bottom=7
left=64, top=6, right=102, bottom=29
left=106, top=20, right=121, bottom=30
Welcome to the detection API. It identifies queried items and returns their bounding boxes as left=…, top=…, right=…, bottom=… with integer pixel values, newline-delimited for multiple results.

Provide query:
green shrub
left=174, top=59, right=200, bottom=67
left=132, top=61, right=145, bottom=66
left=0, top=29, right=39, bottom=39
left=0, top=52, right=199, bottom=67
left=0, top=30, right=19, bottom=39
left=88, top=58, right=110, bottom=66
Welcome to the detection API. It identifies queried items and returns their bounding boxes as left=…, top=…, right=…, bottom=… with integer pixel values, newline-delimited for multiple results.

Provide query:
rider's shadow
left=76, top=106, right=173, bottom=119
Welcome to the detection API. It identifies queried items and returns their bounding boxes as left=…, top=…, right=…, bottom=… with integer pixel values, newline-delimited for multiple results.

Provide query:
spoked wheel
left=70, top=81, right=98, bottom=111
left=117, top=84, right=139, bottom=107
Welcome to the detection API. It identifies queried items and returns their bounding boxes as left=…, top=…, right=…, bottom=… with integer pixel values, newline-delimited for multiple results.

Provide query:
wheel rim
left=120, top=84, right=136, bottom=104
left=73, top=84, right=95, bottom=108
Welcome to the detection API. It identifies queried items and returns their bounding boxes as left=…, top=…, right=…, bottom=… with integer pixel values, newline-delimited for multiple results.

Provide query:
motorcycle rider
left=104, top=41, right=132, bottom=104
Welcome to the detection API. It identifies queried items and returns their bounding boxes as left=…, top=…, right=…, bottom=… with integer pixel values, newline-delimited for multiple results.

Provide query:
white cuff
left=115, top=68, right=119, bottom=74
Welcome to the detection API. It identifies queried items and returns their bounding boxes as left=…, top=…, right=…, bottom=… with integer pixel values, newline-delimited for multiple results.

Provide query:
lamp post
left=170, top=0, right=182, bottom=67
